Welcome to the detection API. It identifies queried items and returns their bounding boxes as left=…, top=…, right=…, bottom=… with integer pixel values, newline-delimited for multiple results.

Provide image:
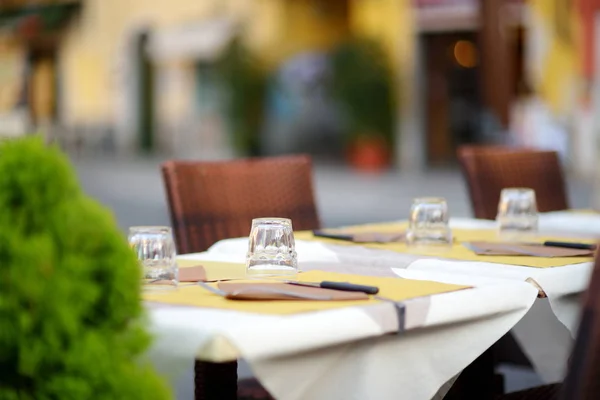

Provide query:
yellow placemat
left=295, top=223, right=595, bottom=268
left=144, top=270, right=468, bottom=315
left=569, top=209, right=599, bottom=214
left=177, top=259, right=247, bottom=281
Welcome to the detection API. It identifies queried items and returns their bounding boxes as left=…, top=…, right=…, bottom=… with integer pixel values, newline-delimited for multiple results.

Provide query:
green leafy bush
left=0, top=137, right=171, bottom=400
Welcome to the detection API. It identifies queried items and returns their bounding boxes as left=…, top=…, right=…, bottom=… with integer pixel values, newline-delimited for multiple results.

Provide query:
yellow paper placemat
left=295, top=223, right=595, bottom=268
left=144, top=270, right=468, bottom=315
left=177, top=259, right=247, bottom=281
left=570, top=209, right=599, bottom=214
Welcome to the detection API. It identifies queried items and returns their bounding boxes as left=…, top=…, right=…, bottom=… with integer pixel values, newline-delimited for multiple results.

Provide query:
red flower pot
left=346, top=135, right=391, bottom=172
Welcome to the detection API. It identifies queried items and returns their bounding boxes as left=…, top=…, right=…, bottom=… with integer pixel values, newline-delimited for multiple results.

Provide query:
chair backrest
left=457, top=146, right=516, bottom=220
left=161, top=154, right=320, bottom=254
left=560, top=249, right=600, bottom=400
left=457, top=146, right=568, bottom=219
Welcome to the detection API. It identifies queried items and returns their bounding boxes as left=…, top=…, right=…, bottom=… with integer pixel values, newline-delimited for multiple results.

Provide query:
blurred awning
left=0, top=1, right=81, bottom=35
left=526, top=0, right=581, bottom=116
left=147, top=18, right=238, bottom=62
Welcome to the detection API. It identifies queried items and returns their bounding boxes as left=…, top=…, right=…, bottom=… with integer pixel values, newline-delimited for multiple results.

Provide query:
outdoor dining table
left=190, top=210, right=600, bottom=391
left=146, top=258, right=537, bottom=400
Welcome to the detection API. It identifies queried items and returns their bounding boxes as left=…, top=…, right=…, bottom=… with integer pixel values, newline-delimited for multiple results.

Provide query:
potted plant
left=216, top=38, right=266, bottom=157
left=0, top=137, right=170, bottom=399
left=330, top=39, right=396, bottom=171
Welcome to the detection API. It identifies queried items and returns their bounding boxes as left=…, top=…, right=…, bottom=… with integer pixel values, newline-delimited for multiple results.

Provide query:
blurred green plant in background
left=0, top=137, right=171, bottom=399
left=216, top=38, right=266, bottom=157
left=330, top=38, right=396, bottom=146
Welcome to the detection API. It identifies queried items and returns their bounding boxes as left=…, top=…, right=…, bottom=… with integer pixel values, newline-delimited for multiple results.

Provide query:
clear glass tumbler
left=246, top=218, right=298, bottom=277
left=406, top=197, right=453, bottom=249
left=128, top=226, right=178, bottom=291
left=496, top=188, right=538, bottom=239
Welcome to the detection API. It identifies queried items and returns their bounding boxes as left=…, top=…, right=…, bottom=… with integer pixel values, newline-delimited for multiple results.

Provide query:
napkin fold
left=176, top=260, right=248, bottom=282
left=464, top=242, right=594, bottom=257
left=178, top=265, right=208, bottom=282
left=217, top=282, right=369, bottom=301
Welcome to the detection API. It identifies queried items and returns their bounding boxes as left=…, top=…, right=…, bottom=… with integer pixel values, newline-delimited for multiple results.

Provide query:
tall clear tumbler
left=406, top=197, right=453, bottom=249
left=128, top=226, right=178, bottom=291
left=246, top=218, right=298, bottom=277
left=496, top=188, right=538, bottom=239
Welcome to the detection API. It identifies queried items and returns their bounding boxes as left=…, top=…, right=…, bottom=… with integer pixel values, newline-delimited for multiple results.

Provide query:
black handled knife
left=542, top=241, right=597, bottom=251
left=286, top=280, right=380, bottom=295
left=312, top=230, right=354, bottom=241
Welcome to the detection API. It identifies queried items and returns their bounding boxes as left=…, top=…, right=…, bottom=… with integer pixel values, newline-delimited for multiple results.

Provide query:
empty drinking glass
left=496, top=188, right=538, bottom=238
left=246, top=218, right=298, bottom=277
left=128, top=226, right=178, bottom=291
left=406, top=197, right=453, bottom=249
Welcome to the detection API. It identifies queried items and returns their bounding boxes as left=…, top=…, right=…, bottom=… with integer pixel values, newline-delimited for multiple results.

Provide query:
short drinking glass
left=496, top=188, right=538, bottom=238
left=128, top=226, right=178, bottom=291
left=246, top=218, right=298, bottom=277
left=406, top=197, right=453, bottom=248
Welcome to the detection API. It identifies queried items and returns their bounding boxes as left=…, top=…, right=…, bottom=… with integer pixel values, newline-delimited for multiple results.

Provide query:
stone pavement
left=71, top=155, right=590, bottom=398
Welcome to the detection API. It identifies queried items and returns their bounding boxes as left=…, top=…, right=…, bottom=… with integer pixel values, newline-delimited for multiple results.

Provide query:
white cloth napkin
left=197, top=237, right=341, bottom=264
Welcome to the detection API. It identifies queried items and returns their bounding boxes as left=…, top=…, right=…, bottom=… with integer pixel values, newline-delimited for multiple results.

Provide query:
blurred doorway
left=423, top=32, right=482, bottom=166
left=135, top=31, right=154, bottom=152
left=29, top=46, right=57, bottom=128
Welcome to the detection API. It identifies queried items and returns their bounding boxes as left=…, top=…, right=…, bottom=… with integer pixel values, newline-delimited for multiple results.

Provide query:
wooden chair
left=161, top=154, right=320, bottom=400
left=457, top=146, right=569, bottom=220
left=161, top=154, right=320, bottom=254
left=496, top=244, right=600, bottom=400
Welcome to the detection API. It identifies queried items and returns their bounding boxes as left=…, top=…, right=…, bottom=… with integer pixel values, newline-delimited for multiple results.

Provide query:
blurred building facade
left=0, top=0, right=597, bottom=174
left=0, top=0, right=80, bottom=136
left=0, top=0, right=411, bottom=161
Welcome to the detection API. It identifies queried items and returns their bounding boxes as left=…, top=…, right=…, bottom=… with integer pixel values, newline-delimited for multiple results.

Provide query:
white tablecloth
left=395, top=259, right=588, bottom=383
left=149, top=255, right=538, bottom=400
left=192, top=212, right=598, bottom=384
left=538, top=211, right=600, bottom=238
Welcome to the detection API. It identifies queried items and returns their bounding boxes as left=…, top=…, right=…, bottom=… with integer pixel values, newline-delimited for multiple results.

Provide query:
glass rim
left=251, top=217, right=292, bottom=224
left=412, top=197, right=447, bottom=204
left=129, top=226, right=173, bottom=233
left=500, top=187, right=535, bottom=194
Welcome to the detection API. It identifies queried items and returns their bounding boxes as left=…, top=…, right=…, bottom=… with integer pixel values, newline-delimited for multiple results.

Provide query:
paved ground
left=72, top=155, right=593, bottom=232
left=71, top=154, right=588, bottom=398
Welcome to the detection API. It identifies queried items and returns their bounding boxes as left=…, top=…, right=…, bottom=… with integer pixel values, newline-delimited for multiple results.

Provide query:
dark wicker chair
left=161, top=154, right=320, bottom=254
left=457, top=145, right=570, bottom=393
left=161, top=154, right=321, bottom=400
left=457, top=146, right=569, bottom=220
left=496, top=244, right=600, bottom=400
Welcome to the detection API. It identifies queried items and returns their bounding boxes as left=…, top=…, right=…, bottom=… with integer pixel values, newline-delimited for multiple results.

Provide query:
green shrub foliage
left=0, top=137, right=171, bottom=400
left=330, top=38, right=396, bottom=145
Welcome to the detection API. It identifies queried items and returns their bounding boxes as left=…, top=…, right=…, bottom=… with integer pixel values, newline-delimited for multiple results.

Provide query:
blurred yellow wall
left=349, top=0, right=413, bottom=106
left=528, top=0, right=582, bottom=116
left=276, top=0, right=350, bottom=62
left=57, top=0, right=412, bottom=125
